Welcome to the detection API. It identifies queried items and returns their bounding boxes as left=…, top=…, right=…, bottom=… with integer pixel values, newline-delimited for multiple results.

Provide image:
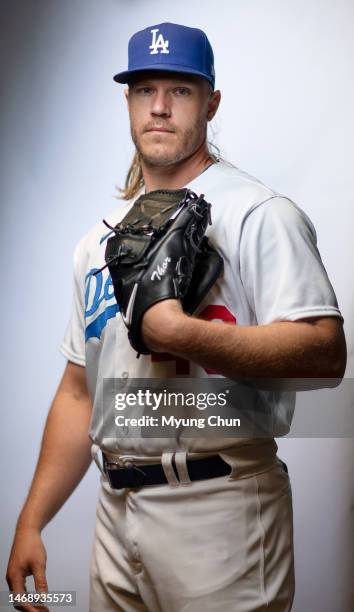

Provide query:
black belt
left=102, top=452, right=232, bottom=489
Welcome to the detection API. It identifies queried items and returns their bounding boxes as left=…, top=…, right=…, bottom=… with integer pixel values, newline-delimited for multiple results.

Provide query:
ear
left=207, top=90, right=221, bottom=122
left=124, top=87, right=129, bottom=106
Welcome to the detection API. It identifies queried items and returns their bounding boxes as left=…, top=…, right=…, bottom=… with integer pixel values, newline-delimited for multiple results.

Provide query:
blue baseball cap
left=113, top=22, right=215, bottom=89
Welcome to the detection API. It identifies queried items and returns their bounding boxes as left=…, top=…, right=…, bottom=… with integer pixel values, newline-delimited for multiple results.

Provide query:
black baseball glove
left=96, top=188, right=223, bottom=356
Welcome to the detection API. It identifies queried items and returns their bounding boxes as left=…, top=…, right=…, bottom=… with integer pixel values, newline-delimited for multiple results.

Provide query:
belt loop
left=161, top=451, right=179, bottom=487
left=91, top=443, right=106, bottom=477
left=174, top=451, right=192, bottom=486
left=218, top=452, right=238, bottom=481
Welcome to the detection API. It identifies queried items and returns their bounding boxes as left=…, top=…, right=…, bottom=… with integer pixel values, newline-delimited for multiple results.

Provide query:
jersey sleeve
left=239, top=196, right=343, bottom=325
left=59, top=238, right=86, bottom=366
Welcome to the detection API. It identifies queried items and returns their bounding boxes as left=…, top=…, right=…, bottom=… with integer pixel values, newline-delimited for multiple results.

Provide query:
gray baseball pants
left=89, top=442, right=295, bottom=611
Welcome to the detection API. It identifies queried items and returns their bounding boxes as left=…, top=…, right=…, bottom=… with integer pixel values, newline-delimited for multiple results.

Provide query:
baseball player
left=6, top=22, right=346, bottom=612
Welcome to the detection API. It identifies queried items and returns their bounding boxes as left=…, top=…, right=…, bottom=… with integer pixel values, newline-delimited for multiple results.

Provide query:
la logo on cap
left=113, top=23, right=215, bottom=90
left=149, top=28, right=169, bottom=55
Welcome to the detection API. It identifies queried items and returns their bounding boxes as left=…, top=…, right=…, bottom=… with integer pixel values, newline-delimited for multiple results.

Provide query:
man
left=6, top=22, right=346, bottom=612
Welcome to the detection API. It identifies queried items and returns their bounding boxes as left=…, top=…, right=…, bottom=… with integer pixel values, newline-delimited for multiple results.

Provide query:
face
left=125, top=72, right=221, bottom=167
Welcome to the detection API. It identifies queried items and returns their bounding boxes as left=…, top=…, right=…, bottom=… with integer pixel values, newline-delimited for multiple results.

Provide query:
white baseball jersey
left=60, top=160, right=343, bottom=455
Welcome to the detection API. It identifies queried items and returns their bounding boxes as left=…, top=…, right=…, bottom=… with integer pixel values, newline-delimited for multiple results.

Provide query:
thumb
left=33, top=563, right=48, bottom=592
left=32, top=565, right=49, bottom=612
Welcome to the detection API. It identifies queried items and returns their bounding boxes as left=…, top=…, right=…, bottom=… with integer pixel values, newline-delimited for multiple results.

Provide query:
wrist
left=142, top=299, right=188, bottom=353
left=159, top=309, right=193, bottom=354
left=15, top=523, right=42, bottom=536
left=16, top=512, right=44, bottom=534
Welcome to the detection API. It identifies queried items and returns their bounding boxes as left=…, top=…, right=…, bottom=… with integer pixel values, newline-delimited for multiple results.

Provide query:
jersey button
left=122, top=371, right=129, bottom=379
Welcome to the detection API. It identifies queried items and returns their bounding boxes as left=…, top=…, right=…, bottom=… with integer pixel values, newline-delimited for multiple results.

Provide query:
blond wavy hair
left=116, top=141, right=222, bottom=201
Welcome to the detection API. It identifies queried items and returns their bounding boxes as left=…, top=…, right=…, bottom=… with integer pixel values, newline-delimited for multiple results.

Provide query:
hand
left=141, top=299, right=187, bottom=353
left=6, top=526, right=49, bottom=612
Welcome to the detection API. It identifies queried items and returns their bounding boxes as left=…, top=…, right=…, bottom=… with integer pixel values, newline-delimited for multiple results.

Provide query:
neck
left=141, top=141, right=214, bottom=193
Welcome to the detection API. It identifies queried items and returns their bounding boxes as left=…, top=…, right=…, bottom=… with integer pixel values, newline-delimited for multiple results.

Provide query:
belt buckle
left=104, top=457, right=147, bottom=488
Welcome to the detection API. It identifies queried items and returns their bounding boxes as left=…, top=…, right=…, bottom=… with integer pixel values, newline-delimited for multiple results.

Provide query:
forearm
left=172, top=317, right=345, bottom=378
left=144, top=304, right=346, bottom=379
left=16, top=371, right=93, bottom=533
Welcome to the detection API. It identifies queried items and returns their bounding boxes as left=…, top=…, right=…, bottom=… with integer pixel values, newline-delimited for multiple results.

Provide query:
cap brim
left=113, top=64, right=214, bottom=88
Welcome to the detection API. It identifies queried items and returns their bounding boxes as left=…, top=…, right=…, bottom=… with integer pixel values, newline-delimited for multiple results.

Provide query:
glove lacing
left=93, top=190, right=211, bottom=276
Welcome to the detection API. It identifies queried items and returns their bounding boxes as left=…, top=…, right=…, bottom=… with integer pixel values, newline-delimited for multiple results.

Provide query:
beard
left=130, top=118, right=207, bottom=167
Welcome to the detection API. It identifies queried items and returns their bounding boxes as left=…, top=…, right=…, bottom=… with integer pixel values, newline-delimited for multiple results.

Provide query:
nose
left=151, top=90, right=171, bottom=118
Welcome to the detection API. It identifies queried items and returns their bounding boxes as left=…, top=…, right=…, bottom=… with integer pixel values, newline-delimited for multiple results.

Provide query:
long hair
left=117, top=150, right=144, bottom=201
left=116, top=140, right=223, bottom=201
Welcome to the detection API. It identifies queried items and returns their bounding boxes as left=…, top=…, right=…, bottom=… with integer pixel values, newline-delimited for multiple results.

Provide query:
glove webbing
left=94, top=191, right=209, bottom=276
left=92, top=203, right=177, bottom=276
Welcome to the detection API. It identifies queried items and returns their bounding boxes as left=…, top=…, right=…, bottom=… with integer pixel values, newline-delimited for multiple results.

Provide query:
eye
left=174, top=87, right=190, bottom=96
left=135, top=86, right=154, bottom=95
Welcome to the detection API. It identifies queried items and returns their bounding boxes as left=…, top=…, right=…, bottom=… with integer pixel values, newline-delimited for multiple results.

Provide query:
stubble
left=130, top=116, right=207, bottom=167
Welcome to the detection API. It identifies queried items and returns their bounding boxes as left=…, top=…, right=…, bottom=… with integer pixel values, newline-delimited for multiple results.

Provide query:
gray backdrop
left=1, top=1, right=353, bottom=611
